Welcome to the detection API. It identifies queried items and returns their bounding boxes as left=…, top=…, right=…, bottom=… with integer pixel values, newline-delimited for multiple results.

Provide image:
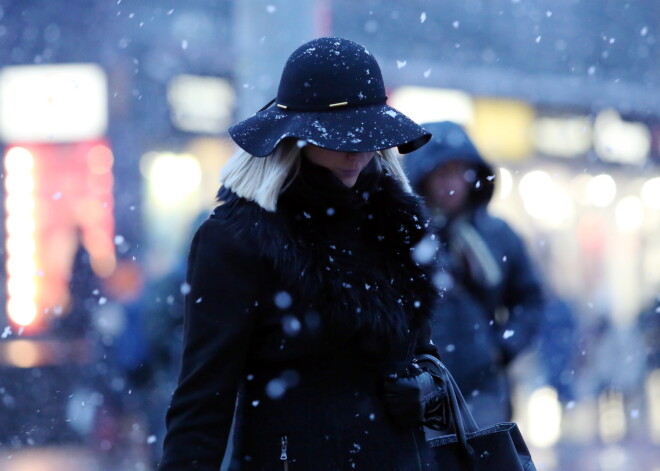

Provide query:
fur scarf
left=216, top=159, right=439, bottom=352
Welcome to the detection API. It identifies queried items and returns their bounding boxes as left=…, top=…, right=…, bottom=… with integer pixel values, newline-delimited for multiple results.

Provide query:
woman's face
left=304, top=145, right=374, bottom=188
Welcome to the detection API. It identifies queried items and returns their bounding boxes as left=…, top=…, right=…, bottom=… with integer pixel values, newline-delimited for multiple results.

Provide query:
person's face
left=304, top=145, right=375, bottom=188
left=423, top=161, right=475, bottom=216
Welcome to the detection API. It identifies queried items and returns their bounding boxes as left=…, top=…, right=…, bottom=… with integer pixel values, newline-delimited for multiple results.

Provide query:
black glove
left=383, top=365, right=447, bottom=429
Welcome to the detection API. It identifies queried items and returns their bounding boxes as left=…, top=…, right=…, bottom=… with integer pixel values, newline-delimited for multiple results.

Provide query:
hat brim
left=228, top=103, right=431, bottom=157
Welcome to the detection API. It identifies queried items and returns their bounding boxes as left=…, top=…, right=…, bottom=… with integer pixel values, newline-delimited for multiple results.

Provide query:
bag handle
left=415, top=354, right=478, bottom=465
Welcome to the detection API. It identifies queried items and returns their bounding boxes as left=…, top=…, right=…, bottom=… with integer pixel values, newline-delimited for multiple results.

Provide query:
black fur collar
left=216, top=161, right=438, bottom=352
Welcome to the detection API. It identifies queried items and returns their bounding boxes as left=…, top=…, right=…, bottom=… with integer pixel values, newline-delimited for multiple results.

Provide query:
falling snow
left=0, top=3, right=656, bottom=468
left=274, top=291, right=293, bottom=310
left=412, top=236, right=438, bottom=264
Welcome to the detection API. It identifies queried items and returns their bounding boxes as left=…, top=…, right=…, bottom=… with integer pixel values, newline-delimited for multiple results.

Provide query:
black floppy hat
left=229, top=37, right=431, bottom=157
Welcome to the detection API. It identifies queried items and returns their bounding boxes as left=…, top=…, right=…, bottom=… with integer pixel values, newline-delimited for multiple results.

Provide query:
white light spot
left=180, top=283, right=191, bottom=295
left=503, top=329, right=515, bottom=339
left=420, top=12, right=427, bottom=23
left=396, top=60, right=407, bottom=69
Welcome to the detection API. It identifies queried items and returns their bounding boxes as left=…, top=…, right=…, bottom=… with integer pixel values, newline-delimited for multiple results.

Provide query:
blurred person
left=403, top=121, right=545, bottom=426
left=159, top=37, right=449, bottom=471
left=100, top=258, right=149, bottom=386
left=638, top=295, right=660, bottom=440
left=536, top=293, right=578, bottom=403
left=141, top=213, right=208, bottom=466
left=89, top=258, right=151, bottom=467
left=638, top=294, right=660, bottom=373
left=140, top=261, right=186, bottom=467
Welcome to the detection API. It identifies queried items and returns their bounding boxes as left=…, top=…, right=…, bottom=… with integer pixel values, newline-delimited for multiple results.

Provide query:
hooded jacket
left=159, top=157, right=442, bottom=471
left=403, top=121, right=545, bottom=425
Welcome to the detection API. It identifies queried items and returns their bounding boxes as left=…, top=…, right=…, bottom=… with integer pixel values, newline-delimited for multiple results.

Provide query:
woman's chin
left=340, top=177, right=359, bottom=188
left=336, top=171, right=361, bottom=187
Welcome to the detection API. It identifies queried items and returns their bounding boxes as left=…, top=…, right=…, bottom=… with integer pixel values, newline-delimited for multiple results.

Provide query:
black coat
left=432, top=209, right=544, bottom=424
left=159, top=159, right=441, bottom=471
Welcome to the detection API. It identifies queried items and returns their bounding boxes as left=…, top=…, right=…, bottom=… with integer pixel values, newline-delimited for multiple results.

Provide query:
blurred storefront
left=0, top=63, right=116, bottom=446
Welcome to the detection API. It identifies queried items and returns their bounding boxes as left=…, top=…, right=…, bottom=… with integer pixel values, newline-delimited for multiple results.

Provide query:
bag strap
left=415, top=354, right=478, bottom=466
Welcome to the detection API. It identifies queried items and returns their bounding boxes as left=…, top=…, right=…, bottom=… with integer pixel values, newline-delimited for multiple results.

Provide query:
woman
left=159, top=37, right=445, bottom=471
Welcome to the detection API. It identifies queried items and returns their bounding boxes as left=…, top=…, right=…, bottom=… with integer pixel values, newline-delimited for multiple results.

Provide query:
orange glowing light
left=3, top=140, right=116, bottom=334
left=87, top=144, right=114, bottom=175
left=5, top=340, right=41, bottom=368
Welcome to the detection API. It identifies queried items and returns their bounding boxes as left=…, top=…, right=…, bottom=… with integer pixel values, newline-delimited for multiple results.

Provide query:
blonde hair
left=221, top=140, right=413, bottom=212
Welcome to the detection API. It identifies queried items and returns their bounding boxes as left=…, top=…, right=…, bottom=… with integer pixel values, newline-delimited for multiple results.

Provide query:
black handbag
left=416, top=354, right=537, bottom=471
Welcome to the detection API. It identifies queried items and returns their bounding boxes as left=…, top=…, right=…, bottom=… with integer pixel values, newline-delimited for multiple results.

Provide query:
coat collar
left=214, top=167, right=438, bottom=354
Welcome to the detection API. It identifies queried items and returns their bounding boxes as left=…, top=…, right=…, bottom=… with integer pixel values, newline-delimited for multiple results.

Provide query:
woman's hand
left=383, top=367, right=445, bottom=429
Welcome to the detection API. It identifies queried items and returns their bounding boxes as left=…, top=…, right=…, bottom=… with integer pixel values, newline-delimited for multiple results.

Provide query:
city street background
left=0, top=0, right=658, bottom=470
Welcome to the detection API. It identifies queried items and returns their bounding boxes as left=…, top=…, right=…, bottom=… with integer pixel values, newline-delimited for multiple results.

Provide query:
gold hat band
left=276, top=101, right=350, bottom=110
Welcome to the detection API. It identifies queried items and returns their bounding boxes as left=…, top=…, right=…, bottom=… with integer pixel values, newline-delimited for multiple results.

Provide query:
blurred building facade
left=0, top=0, right=658, bottom=470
